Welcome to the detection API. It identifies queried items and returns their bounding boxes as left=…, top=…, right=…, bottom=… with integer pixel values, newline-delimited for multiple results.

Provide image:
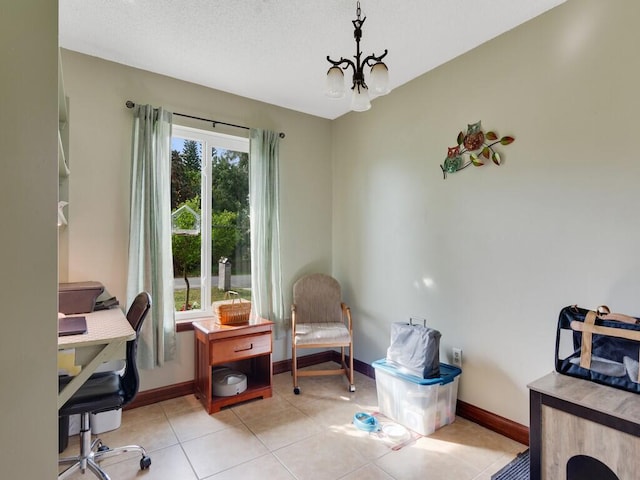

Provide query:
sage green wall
left=0, top=1, right=59, bottom=477
left=61, top=50, right=333, bottom=390
left=331, top=0, right=640, bottom=425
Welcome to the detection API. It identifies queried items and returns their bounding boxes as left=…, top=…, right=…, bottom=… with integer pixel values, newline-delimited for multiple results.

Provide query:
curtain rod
left=125, top=101, right=285, bottom=138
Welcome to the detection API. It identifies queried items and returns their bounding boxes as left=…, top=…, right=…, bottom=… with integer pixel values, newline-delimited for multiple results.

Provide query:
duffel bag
left=555, top=304, right=640, bottom=393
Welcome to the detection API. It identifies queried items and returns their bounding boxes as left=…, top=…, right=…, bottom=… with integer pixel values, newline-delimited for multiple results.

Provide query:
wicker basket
left=213, top=291, right=251, bottom=325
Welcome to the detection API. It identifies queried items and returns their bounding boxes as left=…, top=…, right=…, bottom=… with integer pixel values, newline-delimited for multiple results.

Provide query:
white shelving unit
left=58, top=49, right=69, bottom=224
left=58, top=49, right=70, bottom=280
left=58, top=131, right=69, bottom=178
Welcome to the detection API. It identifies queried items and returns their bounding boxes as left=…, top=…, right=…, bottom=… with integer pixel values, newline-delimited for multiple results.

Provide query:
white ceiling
left=59, top=0, right=565, bottom=120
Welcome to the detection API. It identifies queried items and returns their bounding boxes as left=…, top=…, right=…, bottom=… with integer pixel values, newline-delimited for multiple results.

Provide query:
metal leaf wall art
left=440, top=121, right=515, bottom=179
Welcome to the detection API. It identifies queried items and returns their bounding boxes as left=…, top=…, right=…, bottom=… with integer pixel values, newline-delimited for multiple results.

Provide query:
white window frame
left=172, top=124, right=250, bottom=322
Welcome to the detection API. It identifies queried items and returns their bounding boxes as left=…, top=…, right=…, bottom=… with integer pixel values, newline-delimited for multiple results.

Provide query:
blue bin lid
left=372, top=358, right=461, bottom=386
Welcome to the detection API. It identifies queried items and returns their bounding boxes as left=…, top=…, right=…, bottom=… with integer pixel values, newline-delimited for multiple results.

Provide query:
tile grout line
left=158, top=400, right=202, bottom=479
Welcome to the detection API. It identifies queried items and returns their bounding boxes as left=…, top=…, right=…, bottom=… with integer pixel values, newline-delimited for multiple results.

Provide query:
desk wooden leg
left=58, top=341, right=125, bottom=409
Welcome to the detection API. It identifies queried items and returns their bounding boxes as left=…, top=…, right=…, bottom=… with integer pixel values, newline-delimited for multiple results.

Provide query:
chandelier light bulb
left=326, top=66, right=346, bottom=98
left=369, top=62, right=389, bottom=95
left=351, top=84, right=371, bottom=112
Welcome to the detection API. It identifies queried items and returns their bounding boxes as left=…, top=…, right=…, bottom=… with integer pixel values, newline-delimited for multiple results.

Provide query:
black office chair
left=58, top=292, right=152, bottom=479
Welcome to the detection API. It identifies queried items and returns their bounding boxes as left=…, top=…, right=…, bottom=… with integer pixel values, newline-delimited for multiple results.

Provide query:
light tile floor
left=59, top=364, right=526, bottom=479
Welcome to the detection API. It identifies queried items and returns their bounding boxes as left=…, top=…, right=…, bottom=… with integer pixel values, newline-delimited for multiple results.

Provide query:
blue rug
left=491, top=450, right=530, bottom=480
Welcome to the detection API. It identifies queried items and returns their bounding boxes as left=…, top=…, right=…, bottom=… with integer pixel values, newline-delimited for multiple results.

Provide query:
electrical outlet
left=452, top=347, right=462, bottom=367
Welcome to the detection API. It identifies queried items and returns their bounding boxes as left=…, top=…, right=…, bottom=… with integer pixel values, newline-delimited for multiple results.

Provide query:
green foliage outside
left=212, top=211, right=242, bottom=263
left=173, top=287, right=251, bottom=311
left=171, top=196, right=201, bottom=280
left=171, top=198, right=242, bottom=278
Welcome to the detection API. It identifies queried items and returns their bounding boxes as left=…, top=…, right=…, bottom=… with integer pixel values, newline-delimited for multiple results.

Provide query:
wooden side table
left=528, top=372, right=640, bottom=480
left=193, top=317, right=274, bottom=414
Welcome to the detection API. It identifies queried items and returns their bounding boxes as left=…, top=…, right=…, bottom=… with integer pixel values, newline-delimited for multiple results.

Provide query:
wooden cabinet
left=193, top=318, right=273, bottom=414
left=528, top=372, right=640, bottom=480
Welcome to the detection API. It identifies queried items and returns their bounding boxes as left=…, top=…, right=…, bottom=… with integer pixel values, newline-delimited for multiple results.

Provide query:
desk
left=58, top=309, right=135, bottom=409
left=193, top=317, right=273, bottom=413
left=528, top=372, right=640, bottom=480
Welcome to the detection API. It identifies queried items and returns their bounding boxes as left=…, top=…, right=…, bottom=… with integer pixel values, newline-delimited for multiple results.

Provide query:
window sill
left=176, top=320, right=196, bottom=332
left=176, top=313, right=217, bottom=332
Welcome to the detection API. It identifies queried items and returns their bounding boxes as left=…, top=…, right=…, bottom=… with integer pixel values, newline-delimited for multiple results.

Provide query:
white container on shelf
left=372, top=359, right=461, bottom=436
left=212, top=367, right=247, bottom=397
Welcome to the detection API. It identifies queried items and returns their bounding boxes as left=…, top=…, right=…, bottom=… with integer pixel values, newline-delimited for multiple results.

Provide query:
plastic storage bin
left=91, top=408, right=122, bottom=434
left=373, top=359, right=461, bottom=436
left=64, top=408, right=122, bottom=438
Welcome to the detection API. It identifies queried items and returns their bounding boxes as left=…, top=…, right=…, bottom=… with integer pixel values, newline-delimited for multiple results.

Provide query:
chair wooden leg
left=349, top=343, right=355, bottom=386
left=292, top=342, right=300, bottom=394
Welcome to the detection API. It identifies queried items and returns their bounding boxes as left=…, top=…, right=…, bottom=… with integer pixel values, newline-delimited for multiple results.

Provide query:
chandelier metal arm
left=327, top=48, right=387, bottom=90
left=362, top=49, right=388, bottom=68
left=326, top=56, right=356, bottom=72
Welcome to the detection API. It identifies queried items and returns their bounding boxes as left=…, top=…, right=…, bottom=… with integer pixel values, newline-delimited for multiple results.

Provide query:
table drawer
left=210, top=332, right=271, bottom=364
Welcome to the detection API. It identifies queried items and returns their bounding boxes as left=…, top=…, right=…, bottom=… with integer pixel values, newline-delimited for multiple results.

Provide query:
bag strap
left=570, top=319, right=640, bottom=343
left=579, top=311, right=597, bottom=369
left=600, top=312, right=640, bottom=325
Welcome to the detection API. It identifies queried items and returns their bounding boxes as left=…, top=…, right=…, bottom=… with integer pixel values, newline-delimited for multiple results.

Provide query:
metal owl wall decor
left=441, top=121, right=515, bottom=179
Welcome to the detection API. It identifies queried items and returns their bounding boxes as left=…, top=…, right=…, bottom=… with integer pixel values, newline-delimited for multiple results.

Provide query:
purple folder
left=58, top=316, right=88, bottom=337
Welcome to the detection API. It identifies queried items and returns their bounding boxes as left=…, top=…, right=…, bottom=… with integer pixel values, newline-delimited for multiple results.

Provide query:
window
left=171, top=125, right=251, bottom=321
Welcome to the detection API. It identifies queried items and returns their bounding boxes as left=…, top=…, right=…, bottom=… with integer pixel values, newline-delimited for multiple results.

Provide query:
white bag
left=386, top=318, right=441, bottom=378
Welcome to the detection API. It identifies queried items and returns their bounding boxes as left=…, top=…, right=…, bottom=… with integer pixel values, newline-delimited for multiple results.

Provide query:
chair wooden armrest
left=341, top=303, right=352, bottom=332
left=291, top=303, right=297, bottom=330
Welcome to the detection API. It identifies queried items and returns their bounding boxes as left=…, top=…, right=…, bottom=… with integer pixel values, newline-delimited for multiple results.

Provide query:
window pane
left=171, top=137, right=203, bottom=312
left=170, top=126, right=251, bottom=318
left=211, top=147, right=251, bottom=302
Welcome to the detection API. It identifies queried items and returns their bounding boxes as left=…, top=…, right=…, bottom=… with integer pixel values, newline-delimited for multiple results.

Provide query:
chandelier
left=325, top=1, right=390, bottom=112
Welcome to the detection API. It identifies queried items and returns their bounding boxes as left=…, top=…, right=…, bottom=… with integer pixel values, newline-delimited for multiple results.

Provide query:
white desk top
left=58, top=308, right=135, bottom=409
left=58, top=308, right=135, bottom=349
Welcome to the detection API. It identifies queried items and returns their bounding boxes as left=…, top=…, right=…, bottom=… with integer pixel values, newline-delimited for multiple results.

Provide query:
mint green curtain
left=127, top=104, right=176, bottom=369
left=249, top=129, right=285, bottom=337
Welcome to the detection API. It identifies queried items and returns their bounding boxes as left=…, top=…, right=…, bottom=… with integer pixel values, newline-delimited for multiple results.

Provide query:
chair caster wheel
left=293, top=387, right=300, bottom=395
left=97, top=444, right=109, bottom=452
left=140, top=455, right=151, bottom=470
left=349, top=385, right=356, bottom=393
